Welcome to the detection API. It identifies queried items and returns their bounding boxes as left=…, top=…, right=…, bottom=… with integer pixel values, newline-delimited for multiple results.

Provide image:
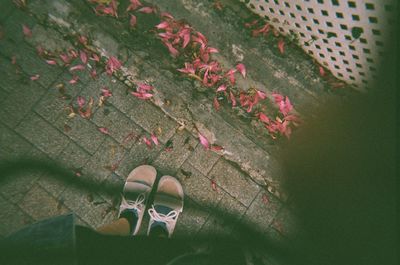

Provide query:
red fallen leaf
left=198, top=133, right=209, bottom=149
left=138, top=6, right=156, bottom=14
left=11, top=55, right=17, bottom=65
left=216, top=84, right=227, bottom=92
left=69, top=75, right=79, bottom=84
left=262, top=193, right=269, bottom=205
left=127, top=0, right=143, bottom=11
left=213, top=97, right=220, bottom=111
left=143, top=136, right=152, bottom=148
left=229, top=91, right=237, bottom=107
left=236, top=63, right=246, bottom=78
left=98, top=127, right=109, bottom=135
left=22, top=24, right=32, bottom=38
left=319, top=66, right=326, bottom=77
left=258, top=113, right=270, bottom=124
left=30, top=74, right=40, bottom=81
left=69, top=64, right=85, bottom=71
left=150, top=133, right=159, bottom=145
left=101, top=87, right=112, bottom=97
left=130, top=15, right=137, bottom=28
left=80, top=50, right=88, bottom=64
left=278, top=38, right=285, bottom=54
left=211, top=145, right=224, bottom=151
left=211, top=179, right=217, bottom=191
left=77, top=96, right=86, bottom=108
left=46, top=59, right=57, bottom=65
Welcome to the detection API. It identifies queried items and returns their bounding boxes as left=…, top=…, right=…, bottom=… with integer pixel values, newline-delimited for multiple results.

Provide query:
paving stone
left=0, top=171, right=42, bottom=203
left=0, top=74, right=46, bottom=128
left=18, top=183, right=70, bottom=221
left=34, top=74, right=85, bottom=124
left=59, top=185, right=116, bottom=229
left=55, top=115, right=106, bottom=155
left=0, top=1, right=14, bottom=22
left=15, top=112, right=69, bottom=159
left=187, top=144, right=221, bottom=176
left=101, top=76, right=138, bottom=115
left=174, top=198, right=210, bottom=237
left=175, top=162, right=223, bottom=209
left=114, top=139, right=163, bottom=178
left=153, top=131, right=198, bottom=175
left=127, top=100, right=176, bottom=143
left=0, top=55, right=30, bottom=93
left=0, top=195, right=33, bottom=237
left=0, top=87, right=8, bottom=104
left=82, top=137, right=126, bottom=183
left=0, top=122, right=33, bottom=158
left=0, top=37, right=62, bottom=88
left=56, top=141, right=91, bottom=170
left=37, top=172, right=68, bottom=199
left=270, top=206, right=302, bottom=241
left=199, top=191, right=247, bottom=237
left=208, top=159, right=260, bottom=207
left=243, top=191, right=282, bottom=233
left=92, top=104, right=142, bottom=149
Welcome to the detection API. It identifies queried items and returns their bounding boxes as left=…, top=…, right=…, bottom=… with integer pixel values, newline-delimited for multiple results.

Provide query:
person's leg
left=96, top=218, right=131, bottom=236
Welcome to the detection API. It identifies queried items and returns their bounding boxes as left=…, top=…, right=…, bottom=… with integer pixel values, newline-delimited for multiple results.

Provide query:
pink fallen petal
left=258, top=113, right=270, bottom=124
left=90, top=69, right=97, bottom=79
left=182, top=32, right=191, bottom=48
left=319, top=66, right=326, bottom=77
left=69, top=76, right=79, bottom=84
left=36, top=46, right=45, bottom=57
left=139, top=6, right=155, bottom=14
left=80, top=50, right=88, bottom=64
left=98, top=127, right=109, bottom=135
left=22, top=24, right=32, bottom=38
left=69, top=64, right=85, bottom=71
left=151, top=133, right=159, bottom=145
left=198, top=133, right=209, bottom=149
left=156, top=21, right=169, bottom=29
left=78, top=35, right=88, bottom=45
left=137, top=83, right=153, bottom=92
left=225, top=69, right=236, bottom=85
left=216, top=84, right=227, bottom=92
left=244, top=19, right=259, bottom=28
left=127, top=0, right=142, bottom=11
left=160, top=12, right=174, bottom=19
left=69, top=49, right=79, bottom=58
left=46, top=60, right=57, bottom=65
left=59, top=53, right=71, bottom=64
left=229, top=91, right=237, bottom=107
left=130, top=15, right=137, bottom=28
left=101, top=87, right=112, bottom=97
left=131, top=92, right=153, bottom=100
left=163, top=41, right=179, bottom=57
left=91, top=53, right=100, bottom=62
left=278, top=38, right=285, bottom=54
left=11, top=56, right=17, bottom=65
left=77, top=96, right=86, bottom=108
left=143, top=136, right=152, bottom=148
left=106, top=56, right=122, bottom=75
left=207, top=47, right=219, bottom=53
left=272, top=93, right=284, bottom=103
left=256, top=90, right=267, bottom=100
left=236, top=63, right=246, bottom=78
left=30, top=74, right=40, bottom=81
left=213, top=97, right=220, bottom=111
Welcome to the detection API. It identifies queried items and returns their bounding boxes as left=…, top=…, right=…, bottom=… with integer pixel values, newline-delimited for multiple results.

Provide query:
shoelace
left=148, top=206, right=178, bottom=231
left=121, top=193, right=145, bottom=213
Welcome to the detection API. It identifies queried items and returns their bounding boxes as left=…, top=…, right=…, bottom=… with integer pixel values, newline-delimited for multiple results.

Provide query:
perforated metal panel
left=242, top=0, right=395, bottom=89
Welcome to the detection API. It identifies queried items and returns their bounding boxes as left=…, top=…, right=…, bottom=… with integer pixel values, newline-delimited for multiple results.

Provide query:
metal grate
left=242, top=0, right=395, bottom=89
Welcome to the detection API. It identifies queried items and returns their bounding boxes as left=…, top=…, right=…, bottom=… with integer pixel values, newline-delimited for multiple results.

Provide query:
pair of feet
left=118, top=165, right=184, bottom=238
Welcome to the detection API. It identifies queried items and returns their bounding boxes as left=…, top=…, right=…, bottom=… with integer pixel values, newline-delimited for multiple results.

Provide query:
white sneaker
left=119, top=165, right=157, bottom=236
left=147, top=176, right=184, bottom=238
